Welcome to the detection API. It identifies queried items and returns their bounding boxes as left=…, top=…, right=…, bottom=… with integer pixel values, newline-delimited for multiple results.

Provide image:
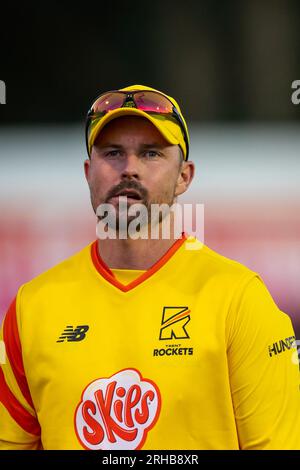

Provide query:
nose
left=120, top=152, right=140, bottom=180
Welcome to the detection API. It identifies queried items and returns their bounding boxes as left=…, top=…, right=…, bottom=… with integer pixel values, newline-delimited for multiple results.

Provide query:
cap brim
left=88, top=108, right=180, bottom=154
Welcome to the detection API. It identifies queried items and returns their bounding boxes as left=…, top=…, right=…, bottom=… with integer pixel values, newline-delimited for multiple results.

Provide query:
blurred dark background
left=1, top=0, right=300, bottom=123
left=0, top=0, right=300, bottom=336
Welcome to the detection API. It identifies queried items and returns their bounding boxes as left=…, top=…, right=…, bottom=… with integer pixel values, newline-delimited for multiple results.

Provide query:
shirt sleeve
left=0, top=296, right=41, bottom=450
left=226, top=274, right=300, bottom=450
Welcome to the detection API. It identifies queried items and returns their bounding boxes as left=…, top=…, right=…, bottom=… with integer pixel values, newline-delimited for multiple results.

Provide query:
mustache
left=105, top=180, right=148, bottom=203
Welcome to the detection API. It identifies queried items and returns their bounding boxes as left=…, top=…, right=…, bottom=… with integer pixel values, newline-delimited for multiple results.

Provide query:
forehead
left=94, top=116, right=169, bottom=146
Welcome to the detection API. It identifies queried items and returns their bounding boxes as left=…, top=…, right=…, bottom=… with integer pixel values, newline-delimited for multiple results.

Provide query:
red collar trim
left=91, top=234, right=187, bottom=292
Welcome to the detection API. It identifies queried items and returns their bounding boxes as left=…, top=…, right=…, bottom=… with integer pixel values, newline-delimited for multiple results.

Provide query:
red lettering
left=95, top=382, right=137, bottom=443
left=124, top=385, right=141, bottom=428
left=76, top=370, right=161, bottom=449
left=116, top=387, right=126, bottom=397
left=114, top=386, right=126, bottom=422
left=114, top=399, right=123, bottom=423
left=135, top=390, right=155, bottom=425
left=82, top=400, right=104, bottom=445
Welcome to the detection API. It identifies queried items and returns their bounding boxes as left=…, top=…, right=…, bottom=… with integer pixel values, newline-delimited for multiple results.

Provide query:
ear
left=175, top=161, right=195, bottom=197
left=84, top=158, right=90, bottom=182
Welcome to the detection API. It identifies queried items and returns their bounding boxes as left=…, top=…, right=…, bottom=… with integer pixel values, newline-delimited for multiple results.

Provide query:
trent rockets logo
left=159, top=307, right=191, bottom=340
left=154, top=307, right=193, bottom=357
left=75, top=369, right=161, bottom=450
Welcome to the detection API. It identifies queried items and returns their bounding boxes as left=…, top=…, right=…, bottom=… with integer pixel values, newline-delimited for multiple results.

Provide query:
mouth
left=110, top=189, right=143, bottom=202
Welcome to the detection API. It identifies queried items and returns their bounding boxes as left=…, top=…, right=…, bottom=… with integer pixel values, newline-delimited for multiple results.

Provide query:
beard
left=90, top=180, right=177, bottom=237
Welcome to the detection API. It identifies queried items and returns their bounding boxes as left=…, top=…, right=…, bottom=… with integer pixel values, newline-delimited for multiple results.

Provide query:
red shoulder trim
left=3, top=298, right=35, bottom=409
left=0, top=367, right=40, bottom=436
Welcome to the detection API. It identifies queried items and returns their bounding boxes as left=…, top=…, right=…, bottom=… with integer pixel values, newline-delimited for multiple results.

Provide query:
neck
left=97, top=215, right=183, bottom=270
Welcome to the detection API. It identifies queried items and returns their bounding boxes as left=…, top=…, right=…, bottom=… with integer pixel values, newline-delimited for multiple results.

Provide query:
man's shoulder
left=18, top=242, right=93, bottom=298
left=184, top=235, right=257, bottom=282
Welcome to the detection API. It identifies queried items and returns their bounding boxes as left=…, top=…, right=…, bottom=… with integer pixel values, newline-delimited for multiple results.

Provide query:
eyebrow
left=140, top=143, right=166, bottom=149
left=95, top=143, right=123, bottom=149
left=95, top=142, right=166, bottom=150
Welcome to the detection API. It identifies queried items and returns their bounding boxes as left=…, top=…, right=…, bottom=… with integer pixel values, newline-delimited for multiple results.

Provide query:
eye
left=144, top=149, right=161, bottom=158
left=105, top=149, right=122, bottom=158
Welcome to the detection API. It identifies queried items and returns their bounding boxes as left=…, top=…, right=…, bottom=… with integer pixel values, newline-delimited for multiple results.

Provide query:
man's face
left=84, top=116, right=192, bottom=229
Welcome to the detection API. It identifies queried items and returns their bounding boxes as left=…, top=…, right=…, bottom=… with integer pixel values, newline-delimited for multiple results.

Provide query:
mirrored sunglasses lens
left=92, top=92, right=125, bottom=113
left=134, top=92, right=173, bottom=113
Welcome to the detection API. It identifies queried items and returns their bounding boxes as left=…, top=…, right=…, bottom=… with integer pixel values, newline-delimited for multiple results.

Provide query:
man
left=0, top=84, right=299, bottom=450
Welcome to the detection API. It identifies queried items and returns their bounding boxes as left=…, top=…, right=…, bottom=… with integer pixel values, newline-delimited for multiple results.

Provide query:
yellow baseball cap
left=87, top=84, right=190, bottom=160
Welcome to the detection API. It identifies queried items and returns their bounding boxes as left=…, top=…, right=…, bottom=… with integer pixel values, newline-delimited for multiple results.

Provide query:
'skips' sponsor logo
left=74, top=368, right=161, bottom=450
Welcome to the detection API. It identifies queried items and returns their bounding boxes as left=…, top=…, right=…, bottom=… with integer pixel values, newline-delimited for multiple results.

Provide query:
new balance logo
left=57, top=325, right=89, bottom=343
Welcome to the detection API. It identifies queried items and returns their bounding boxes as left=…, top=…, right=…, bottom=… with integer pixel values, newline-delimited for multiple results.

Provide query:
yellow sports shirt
left=0, top=234, right=299, bottom=450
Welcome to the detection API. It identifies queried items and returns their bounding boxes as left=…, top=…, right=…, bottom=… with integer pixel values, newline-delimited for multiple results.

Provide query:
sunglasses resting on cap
left=85, top=85, right=190, bottom=161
